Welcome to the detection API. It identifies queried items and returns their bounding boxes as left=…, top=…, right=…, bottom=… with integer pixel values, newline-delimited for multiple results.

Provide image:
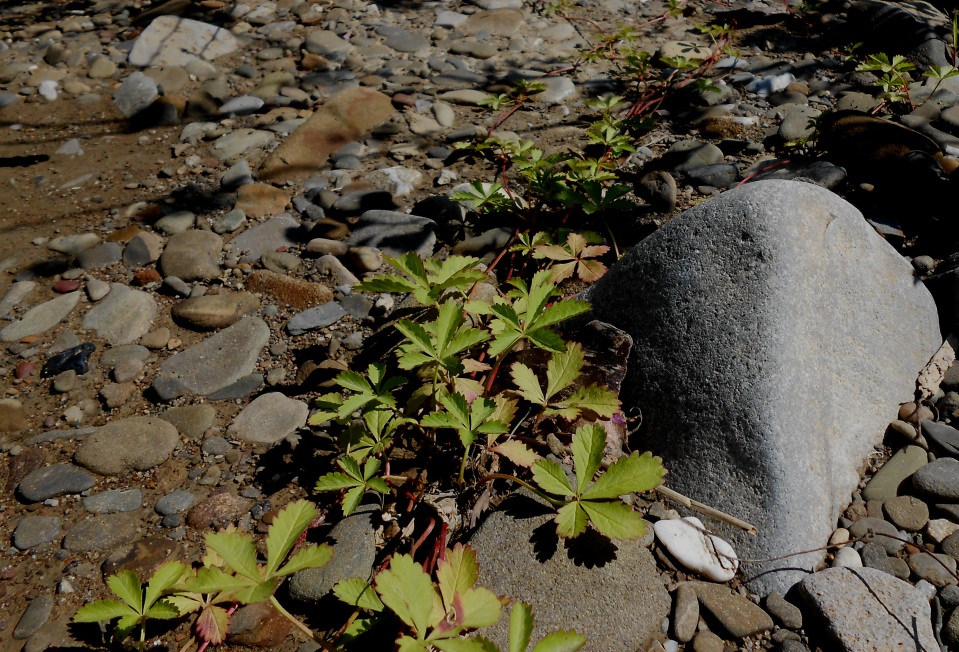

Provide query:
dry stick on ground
left=656, top=485, right=758, bottom=534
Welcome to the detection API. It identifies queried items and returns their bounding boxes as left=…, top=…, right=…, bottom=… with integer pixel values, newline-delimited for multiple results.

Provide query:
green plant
left=529, top=424, right=665, bottom=539
left=315, top=456, right=392, bottom=516
left=856, top=53, right=916, bottom=105
left=74, top=500, right=332, bottom=647
left=355, top=252, right=488, bottom=308
left=73, top=562, right=185, bottom=646
left=333, top=544, right=586, bottom=652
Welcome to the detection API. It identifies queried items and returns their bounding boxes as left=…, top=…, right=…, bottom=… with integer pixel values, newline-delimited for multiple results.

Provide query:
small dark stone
left=41, top=343, right=96, bottom=378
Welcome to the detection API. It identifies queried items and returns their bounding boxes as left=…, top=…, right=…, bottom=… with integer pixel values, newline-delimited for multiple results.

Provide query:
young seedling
left=356, top=251, right=487, bottom=308
left=533, top=232, right=610, bottom=284
left=856, top=53, right=916, bottom=105
left=315, top=456, right=392, bottom=516
left=309, top=363, right=406, bottom=425
left=530, top=424, right=665, bottom=539
left=73, top=562, right=185, bottom=647
left=422, top=393, right=510, bottom=484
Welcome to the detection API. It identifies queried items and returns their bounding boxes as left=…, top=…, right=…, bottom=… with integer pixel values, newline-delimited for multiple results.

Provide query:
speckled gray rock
left=129, top=16, right=240, bottom=68
left=583, top=180, right=940, bottom=596
left=287, top=302, right=345, bottom=335
left=227, top=392, right=309, bottom=444
left=912, top=457, right=959, bottom=500
left=469, top=493, right=669, bottom=651
left=288, top=508, right=377, bottom=602
left=62, top=513, right=141, bottom=552
left=82, top=284, right=157, bottom=345
left=82, top=488, right=143, bottom=514
left=18, top=464, right=96, bottom=502
left=113, top=71, right=158, bottom=118
left=153, top=317, right=270, bottom=399
left=229, top=214, right=300, bottom=263
left=13, top=594, right=54, bottom=639
left=1, top=292, right=80, bottom=342
left=74, top=417, right=179, bottom=475
left=13, top=516, right=62, bottom=550
left=798, top=567, right=939, bottom=651
left=159, top=230, right=223, bottom=281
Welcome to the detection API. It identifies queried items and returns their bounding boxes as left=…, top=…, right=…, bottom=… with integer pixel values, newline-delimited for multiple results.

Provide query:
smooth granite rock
left=82, top=284, right=157, bottom=345
left=74, top=417, right=180, bottom=475
left=129, top=16, right=240, bottom=68
left=468, top=493, right=670, bottom=651
left=799, top=567, right=939, bottom=651
left=1, top=292, right=80, bottom=342
left=583, top=180, right=941, bottom=596
left=153, top=317, right=270, bottom=399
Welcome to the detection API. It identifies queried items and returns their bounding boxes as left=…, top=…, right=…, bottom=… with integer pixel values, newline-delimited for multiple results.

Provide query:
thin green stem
left=458, top=443, right=472, bottom=485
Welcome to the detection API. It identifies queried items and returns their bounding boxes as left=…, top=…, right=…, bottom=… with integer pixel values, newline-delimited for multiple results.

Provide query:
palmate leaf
left=435, top=638, right=499, bottom=652
left=436, top=543, right=480, bottom=610
left=531, top=631, right=587, bottom=652
left=549, top=385, right=619, bottom=420
left=204, top=530, right=260, bottom=582
left=570, top=424, right=605, bottom=492
left=315, top=472, right=356, bottom=492
left=509, top=602, right=535, bottom=652
left=357, top=252, right=485, bottom=307
left=490, top=439, right=541, bottom=468
left=107, top=570, right=143, bottom=611
left=276, top=544, right=334, bottom=577
left=444, top=587, right=504, bottom=632
left=266, top=500, right=320, bottom=577
left=195, top=604, right=230, bottom=645
left=530, top=460, right=574, bottom=497
left=144, top=600, right=180, bottom=620
left=230, top=579, right=277, bottom=604
left=580, top=501, right=648, bottom=540
left=555, top=502, right=588, bottom=538
left=73, top=600, right=136, bottom=623
left=375, top=554, right=442, bottom=637
left=164, top=594, right=204, bottom=616
left=580, top=451, right=665, bottom=500
left=534, top=233, right=609, bottom=284
left=144, top=562, right=186, bottom=611
left=333, top=578, right=385, bottom=612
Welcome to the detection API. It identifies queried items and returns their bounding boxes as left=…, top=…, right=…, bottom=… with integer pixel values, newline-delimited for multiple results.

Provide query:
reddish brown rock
left=228, top=602, right=293, bottom=647
left=234, top=183, right=291, bottom=219
left=4, top=447, right=45, bottom=493
left=186, top=491, right=252, bottom=530
left=53, top=279, right=80, bottom=293
left=132, top=269, right=162, bottom=285
left=246, top=269, right=333, bottom=310
left=259, top=87, right=394, bottom=184
left=101, top=535, right=188, bottom=580
left=15, top=361, right=36, bottom=380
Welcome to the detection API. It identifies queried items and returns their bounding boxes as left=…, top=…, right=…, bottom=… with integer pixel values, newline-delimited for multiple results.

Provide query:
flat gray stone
left=469, top=493, right=669, bottom=651
left=159, top=229, right=223, bottom=281
left=82, top=284, right=157, bottom=345
left=129, top=16, right=240, bottom=68
left=113, top=71, right=158, bottom=118
left=229, top=214, right=300, bottom=263
left=345, top=210, right=436, bottom=258
left=287, top=302, right=345, bottom=335
left=583, top=180, right=940, bottom=596
left=227, top=392, right=309, bottom=444
left=158, top=404, right=216, bottom=440
left=1, top=292, right=80, bottom=342
left=13, top=594, right=54, bottom=639
left=798, top=567, right=939, bottom=651
left=82, top=488, right=143, bottom=514
left=153, top=316, right=270, bottom=398
left=862, top=445, right=928, bottom=502
left=13, top=516, right=62, bottom=550
left=289, top=508, right=377, bottom=602
left=211, top=128, right=275, bottom=164
left=912, top=457, right=959, bottom=500
left=692, top=582, right=774, bottom=638
left=74, top=416, right=180, bottom=475
left=18, top=464, right=96, bottom=502
left=62, top=513, right=141, bottom=552
left=0, top=281, right=36, bottom=319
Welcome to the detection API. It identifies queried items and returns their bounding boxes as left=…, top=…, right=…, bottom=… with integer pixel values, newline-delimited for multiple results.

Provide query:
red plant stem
left=736, top=159, right=791, bottom=187
left=410, top=514, right=436, bottom=558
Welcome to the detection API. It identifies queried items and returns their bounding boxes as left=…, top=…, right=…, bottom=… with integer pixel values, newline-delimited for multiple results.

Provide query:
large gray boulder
left=583, top=180, right=940, bottom=595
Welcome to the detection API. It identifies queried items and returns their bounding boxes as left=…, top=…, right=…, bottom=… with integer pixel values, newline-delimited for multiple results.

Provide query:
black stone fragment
left=41, top=343, right=95, bottom=378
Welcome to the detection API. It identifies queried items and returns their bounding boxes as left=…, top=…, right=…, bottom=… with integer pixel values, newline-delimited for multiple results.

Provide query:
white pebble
left=829, top=527, right=851, bottom=546
left=832, top=547, right=862, bottom=568
left=39, top=80, right=58, bottom=101
left=914, top=579, right=937, bottom=601
left=653, top=516, right=739, bottom=582
left=926, top=518, right=959, bottom=544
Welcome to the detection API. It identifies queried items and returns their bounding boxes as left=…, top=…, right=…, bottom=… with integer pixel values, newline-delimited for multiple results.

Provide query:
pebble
left=1, top=292, right=81, bottom=342
left=287, top=302, right=346, bottom=336
left=154, top=211, right=196, bottom=235
left=171, top=292, right=259, bottom=331
left=73, top=417, right=180, bottom=475
left=862, top=445, right=928, bottom=502
left=18, top=464, right=96, bottom=502
left=13, top=516, right=62, bottom=550
left=62, top=513, right=140, bottom=552
left=653, top=517, right=738, bottom=582
left=833, top=547, right=863, bottom=568
left=227, top=392, right=309, bottom=444
left=663, top=140, right=725, bottom=174
left=155, top=490, right=196, bottom=516
left=883, top=495, right=929, bottom=531
left=907, top=551, right=957, bottom=587
left=41, top=343, right=95, bottom=378
left=186, top=492, right=252, bottom=530
left=245, top=269, right=333, bottom=311
left=765, top=592, right=802, bottom=629
left=913, top=457, right=959, bottom=501
left=81, top=284, right=157, bottom=345
left=82, top=488, right=143, bottom=514
left=13, top=594, right=54, bottom=639
left=289, top=507, right=378, bottom=601
left=113, top=71, right=158, bottom=118
left=672, top=584, right=698, bottom=642
left=159, top=404, right=216, bottom=440
left=159, top=230, right=223, bottom=280
left=153, top=317, right=270, bottom=399
left=129, top=16, right=240, bottom=68
left=230, top=214, right=300, bottom=263
left=692, top=582, right=774, bottom=638
left=848, top=517, right=904, bottom=554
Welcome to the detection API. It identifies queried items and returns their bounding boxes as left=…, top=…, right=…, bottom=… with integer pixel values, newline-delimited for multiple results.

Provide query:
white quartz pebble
left=832, top=547, right=863, bottom=568
left=652, top=516, right=739, bottom=582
